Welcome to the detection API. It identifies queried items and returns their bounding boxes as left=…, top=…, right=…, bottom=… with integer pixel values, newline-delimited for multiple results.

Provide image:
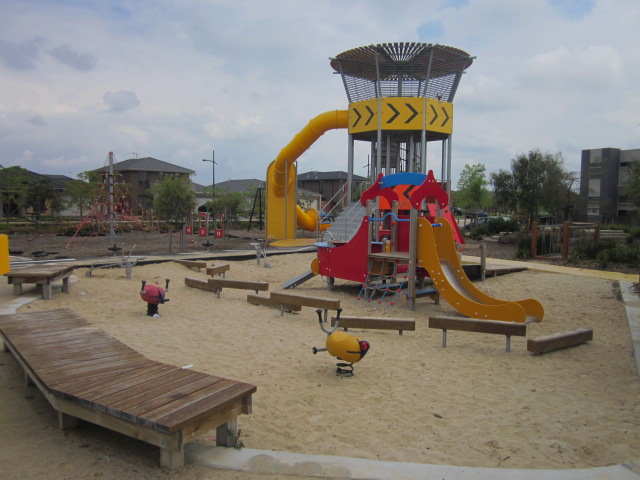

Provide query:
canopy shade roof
left=330, top=42, right=473, bottom=103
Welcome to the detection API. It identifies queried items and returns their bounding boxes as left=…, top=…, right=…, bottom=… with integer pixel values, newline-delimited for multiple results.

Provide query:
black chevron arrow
left=429, top=104, right=439, bottom=125
left=387, top=103, right=400, bottom=123
left=405, top=103, right=418, bottom=123
left=440, top=107, right=450, bottom=127
left=352, top=108, right=362, bottom=127
left=365, top=106, right=374, bottom=125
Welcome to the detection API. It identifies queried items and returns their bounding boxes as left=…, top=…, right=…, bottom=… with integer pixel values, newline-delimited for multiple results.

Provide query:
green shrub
left=486, top=218, right=520, bottom=235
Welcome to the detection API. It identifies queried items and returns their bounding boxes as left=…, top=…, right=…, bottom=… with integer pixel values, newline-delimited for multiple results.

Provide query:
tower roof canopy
left=330, top=42, right=473, bottom=103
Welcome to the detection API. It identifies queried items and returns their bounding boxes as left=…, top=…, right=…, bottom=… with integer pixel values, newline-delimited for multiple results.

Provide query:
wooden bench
left=174, top=260, right=208, bottom=271
left=330, top=315, right=415, bottom=335
left=269, top=291, right=340, bottom=320
left=0, top=309, right=255, bottom=469
left=206, top=263, right=230, bottom=278
left=428, top=316, right=527, bottom=352
left=246, top=294, right=302, bottom=313
left=4, top=264, right=75, bottom=300
left=527, top=328, right=593, bottom=354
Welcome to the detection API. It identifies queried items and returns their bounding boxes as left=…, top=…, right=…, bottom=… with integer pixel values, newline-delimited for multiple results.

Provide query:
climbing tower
left=331, top=42, right=473, bottom=202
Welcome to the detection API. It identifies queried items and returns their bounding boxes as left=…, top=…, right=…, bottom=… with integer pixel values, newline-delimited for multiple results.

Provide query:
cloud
left=49, top=44, right=97, bottom=71
left=28, top=115, right=46, bottom=127
left=103, top=90, right=140, bottom=112
left=0, top=37, right=44, bottom=71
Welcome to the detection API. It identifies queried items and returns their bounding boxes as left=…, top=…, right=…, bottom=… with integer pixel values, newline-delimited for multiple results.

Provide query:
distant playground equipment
left=140, top=279, right=170, bottom=318
left=312, top=308, right=370, bottom=376
left=85, top=245, right=145, bottom=279
left=313, top=170, right=544, bottom=323
left=265, top=43, right=474, bottom=245
left=0, top=234, right=10, bottom=275
left=250, top=240, right=271, bottom=268
left=214, top=213, right=225, bottom=239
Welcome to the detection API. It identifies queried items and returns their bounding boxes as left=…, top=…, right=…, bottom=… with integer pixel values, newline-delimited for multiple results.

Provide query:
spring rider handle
left=318, top=307, right=342, bottom=335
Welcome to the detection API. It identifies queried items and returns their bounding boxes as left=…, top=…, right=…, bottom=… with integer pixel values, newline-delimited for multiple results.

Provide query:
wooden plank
left=184, top=277, right=217, bottom=292
left=527, top=328, right=593, bottom=354
left=246, top=294, right=302, bottom=312
left=206, top=264, right=230, bottom=277
left=207, top=278, right=269, bottom=292
left=173, top=260, right=207, bottom=270
left=331, top=315, right=415, bottom=334
left=270, top=291, right=340, bottom=310
left=428, top=316, right=526, bottom=337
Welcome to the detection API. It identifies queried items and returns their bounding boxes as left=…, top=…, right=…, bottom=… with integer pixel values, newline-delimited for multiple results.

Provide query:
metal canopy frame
left=330, top=42, right=474, bottom=103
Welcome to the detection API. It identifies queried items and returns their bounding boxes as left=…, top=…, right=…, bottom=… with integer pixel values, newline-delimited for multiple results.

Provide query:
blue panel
left=379, top=172, right=427, bottom=189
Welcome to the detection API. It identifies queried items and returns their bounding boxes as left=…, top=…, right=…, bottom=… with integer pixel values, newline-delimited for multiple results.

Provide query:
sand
left=1, top=251, right=639, bottom=480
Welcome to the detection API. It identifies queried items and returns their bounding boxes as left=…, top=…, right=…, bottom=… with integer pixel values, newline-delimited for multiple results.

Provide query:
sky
left=1, top=0, right=639, bottom=190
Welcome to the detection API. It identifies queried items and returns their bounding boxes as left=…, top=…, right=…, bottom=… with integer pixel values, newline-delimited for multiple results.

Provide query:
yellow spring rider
left=312, top=308, right=370, bottom=376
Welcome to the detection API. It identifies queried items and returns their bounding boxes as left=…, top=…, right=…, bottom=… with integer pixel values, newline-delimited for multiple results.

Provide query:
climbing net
left=355, top=258, right=407, bottom=313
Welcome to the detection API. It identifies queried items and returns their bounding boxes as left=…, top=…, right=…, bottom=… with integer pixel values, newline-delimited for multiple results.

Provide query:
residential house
left=0, top=167, right=75, bottom=218
left=296, top=170, right=368, bottom=213
left=91, top=157, right=194, bottom=213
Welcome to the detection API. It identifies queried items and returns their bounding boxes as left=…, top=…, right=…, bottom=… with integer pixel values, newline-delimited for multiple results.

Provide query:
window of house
left=138, top=171, right=149, bottom=188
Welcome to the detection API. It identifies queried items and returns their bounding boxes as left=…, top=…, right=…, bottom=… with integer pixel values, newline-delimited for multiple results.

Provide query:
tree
left=204, top=189, right=248, bottom=224
left=625, top=158, right=640, bottom=210
left=490, top=149, right=573, bottom=226
left=152, top=176, right=196, bottom=252
left=455, top=163, right=489, bottom=212
left=64, top=176, right=95, bottom=218
left=0, top=166, right=31, bottom=217
left=23, top=177, right=62, bottom=228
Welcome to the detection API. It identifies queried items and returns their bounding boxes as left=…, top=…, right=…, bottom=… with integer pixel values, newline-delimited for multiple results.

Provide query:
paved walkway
left=1, top=252, right=639, bottom=479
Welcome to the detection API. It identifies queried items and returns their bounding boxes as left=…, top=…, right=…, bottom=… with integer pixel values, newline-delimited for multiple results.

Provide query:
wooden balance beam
left=246, top=294, right=302, bottom=313
left=208, top=278, right=269, bottom=298
left=527, top=328, right=593, bottom=354
left=185, top=277, right=269, bottom=297
left=330, top=315, right=415, bottom=335
left=269, top=291, right=340, bottom=320
left=206, top=263, right=230, bottom=278
left=428, top=316, right=527, bottom=352
left=174, top=259, right=208, bottom=271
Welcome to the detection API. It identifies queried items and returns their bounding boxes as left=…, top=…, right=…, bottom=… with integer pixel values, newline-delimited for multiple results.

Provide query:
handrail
left=369, top=212, right=410, bottom=223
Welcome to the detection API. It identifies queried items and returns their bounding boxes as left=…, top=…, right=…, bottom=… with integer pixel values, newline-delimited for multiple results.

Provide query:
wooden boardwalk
left=0, top=309, right=256, bottom=468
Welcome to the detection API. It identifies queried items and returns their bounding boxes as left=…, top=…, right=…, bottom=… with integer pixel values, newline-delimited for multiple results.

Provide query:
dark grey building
left=580, top=147, right=639, bottom=223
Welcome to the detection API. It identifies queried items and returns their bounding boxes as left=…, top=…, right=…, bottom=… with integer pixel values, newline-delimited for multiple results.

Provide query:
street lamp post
left=202, top=151, right=217, bottom=205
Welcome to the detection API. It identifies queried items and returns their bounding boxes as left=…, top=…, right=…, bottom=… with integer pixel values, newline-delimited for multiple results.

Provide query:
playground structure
left=67, top=152, right=155, bottom=253
left=313, top=170, right=544, bottom=323
left=265, top=43, right=474, bottom=244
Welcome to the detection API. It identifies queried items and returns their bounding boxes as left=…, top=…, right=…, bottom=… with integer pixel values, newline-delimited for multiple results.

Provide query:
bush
left=485, top=217, right=520, bottom=235
left=515, top=232, right=532, bottom=259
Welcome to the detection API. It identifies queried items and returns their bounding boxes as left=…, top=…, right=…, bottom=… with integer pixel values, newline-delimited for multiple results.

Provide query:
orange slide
left=417, top=217, right=544, bottom=323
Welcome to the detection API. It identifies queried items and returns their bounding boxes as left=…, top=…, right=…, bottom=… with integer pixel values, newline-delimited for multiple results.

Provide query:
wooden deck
left=0, top=309, right=256, bottom=469
left=4, top=264, right=75, bottom=299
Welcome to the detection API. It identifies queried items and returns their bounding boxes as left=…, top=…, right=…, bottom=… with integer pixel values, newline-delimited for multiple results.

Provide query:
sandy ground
left=1, top=251, right=639, bottom=480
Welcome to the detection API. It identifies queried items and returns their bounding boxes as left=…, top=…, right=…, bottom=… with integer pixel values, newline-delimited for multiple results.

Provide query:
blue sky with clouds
left=1, top=0, right=638, bottom=189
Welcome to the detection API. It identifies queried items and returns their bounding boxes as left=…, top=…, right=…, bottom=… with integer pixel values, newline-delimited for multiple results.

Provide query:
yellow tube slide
left=266, top=110, right=348, bottom=240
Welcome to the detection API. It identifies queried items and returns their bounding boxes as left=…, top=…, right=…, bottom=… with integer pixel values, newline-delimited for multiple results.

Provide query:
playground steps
left=326, top=201, right=366, bottom=242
